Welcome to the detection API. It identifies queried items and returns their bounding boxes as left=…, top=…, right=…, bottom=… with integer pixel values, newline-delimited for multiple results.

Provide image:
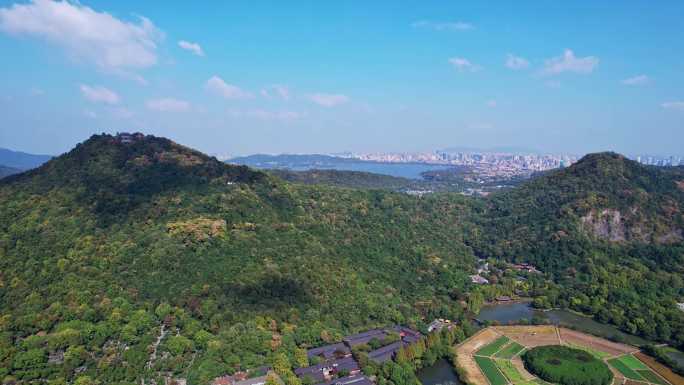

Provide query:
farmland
left=454, top=326, right=683, bottom=385
left=478, top=336, right=512, bottom=356
left=522, top=345, right=613, bottom=385
left=496, top=342, right=526, bottom=359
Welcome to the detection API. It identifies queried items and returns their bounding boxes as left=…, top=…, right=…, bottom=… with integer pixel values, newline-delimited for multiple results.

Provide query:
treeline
left=1, top=136, right=684, bottom=384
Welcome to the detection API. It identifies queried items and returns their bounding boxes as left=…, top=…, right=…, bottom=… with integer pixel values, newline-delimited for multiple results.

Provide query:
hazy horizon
left=1, top=1, right=683, bottom=157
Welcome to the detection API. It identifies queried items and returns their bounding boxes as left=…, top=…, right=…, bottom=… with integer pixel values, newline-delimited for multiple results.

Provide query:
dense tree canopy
left=0, top=135, right=682, bottom=384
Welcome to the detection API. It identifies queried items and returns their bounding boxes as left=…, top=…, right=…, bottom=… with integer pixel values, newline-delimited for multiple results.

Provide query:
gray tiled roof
left=307, top=343, right=351, bottom=360
left=368, top=341, right=405, bottom=363
left=316, top=375, right=373, bottom=385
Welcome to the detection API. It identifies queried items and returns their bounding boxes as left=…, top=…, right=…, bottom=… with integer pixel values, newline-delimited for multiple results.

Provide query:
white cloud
left=0, top=0, right=163, bottom=76
left=505, top=54, right=529, bottom=70
left=541, top=49, right=599, bottom=76
left=205, top=76, right=253, bottom=99
left=79, top=84, right=119, bottom=104
left=228, top=108, right=304, bottom=121
left=146, top=98, right=190, bottom=112
left=662, top=101, right=684, bottom=111
left=468, top=122, right=494, bottom=130
left=84, top=110, right=97, bottom=119
left=110, top=107, right=133, bottom=119
left=261, top=84, right=290, bottom=100
left=486, top=100, right=497, bottom=108
left=308, top=93, right=349, bottom=107
left=545, top=80, right=562, bottom=89
left=411, top=20, right=473, bottom=31
left=178, top=40, right=204, bottom=56
left=448, top=57, right=480, bottom=72
left=621, top=75, right=649, bottom=86
left=30, top=87, right=45, bottom=96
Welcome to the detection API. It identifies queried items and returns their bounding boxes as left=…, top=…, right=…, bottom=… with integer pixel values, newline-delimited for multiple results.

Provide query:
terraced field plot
left=458, top=326, right=680, bottom=385
left=566, top=342, right=612, bottom=359
left=495, top=342, right=526, bottom=359
left=609, top=354, right=671, bottom=385
left=477, top=336, right=511, bottom=356
left=474, top=356, right=508, bottom=385
left=609, top=357, right=647, bottom=380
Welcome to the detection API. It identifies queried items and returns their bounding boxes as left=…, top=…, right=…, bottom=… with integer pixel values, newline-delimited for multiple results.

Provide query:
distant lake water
left=476, top=302, right=650, bottom=346
left=241, top=162, right=453, bottom=180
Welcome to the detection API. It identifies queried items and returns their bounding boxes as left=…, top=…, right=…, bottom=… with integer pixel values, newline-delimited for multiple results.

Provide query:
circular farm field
left=522, top=345, right=613, bottom=385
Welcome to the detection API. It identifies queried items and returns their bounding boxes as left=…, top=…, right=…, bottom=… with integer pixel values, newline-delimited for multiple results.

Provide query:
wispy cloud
left=486, top=100, right=497, bottom=108
left=411, top=20, right=473, bottom=31
left=30, top=87, right=45, bottom=96
left=205, top=76, right=253, bottom=99
left=79, top=84, right=119, bottom=104
left=541, top=49, right=599, bottom=76
left=146, top=98, right=190, bottom=112
left=228, top=108, right=304, bottom=121
left=110, top=107, right=133, bottom=119
left=309, top=93, right=349, bottom=107
left=505, top=54, right=529, bottom=70
left=448, top=57, right=481, bottom=72
left=0, top=0, right=163, bottom=78
left=621, top=75, right=649, bottom=86
left=261, top=85, right=290, bottom=100
left=178, top=40, right=204, bottom=56
left=662, top=101, right=684, bottom=111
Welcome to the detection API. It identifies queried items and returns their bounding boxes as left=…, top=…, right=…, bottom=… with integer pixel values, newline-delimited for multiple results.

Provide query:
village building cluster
left=470, top=259, right=541, bottom=285
left=213, top=326, right=424, bottom=385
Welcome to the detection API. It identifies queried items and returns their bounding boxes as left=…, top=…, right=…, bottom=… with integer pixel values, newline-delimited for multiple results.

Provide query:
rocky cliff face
left=581, top=207, right=682, bottom=244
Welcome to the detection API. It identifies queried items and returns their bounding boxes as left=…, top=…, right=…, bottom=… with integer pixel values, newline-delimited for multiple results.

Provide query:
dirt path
left=455, top=328, right=501, bottom=385
left=145, top=324, right=167, bottom=370
left=559, top=328, right=637, bottom=357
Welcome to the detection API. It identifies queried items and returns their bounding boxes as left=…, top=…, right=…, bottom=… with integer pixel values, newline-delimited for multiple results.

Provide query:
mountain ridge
left=0, top=147, right=53, bottom=170
left=0, top=137, right=682, bottom=385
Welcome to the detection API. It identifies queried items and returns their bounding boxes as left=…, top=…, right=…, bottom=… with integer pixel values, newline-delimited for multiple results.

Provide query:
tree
left=294, top=348, right=309, bottom=368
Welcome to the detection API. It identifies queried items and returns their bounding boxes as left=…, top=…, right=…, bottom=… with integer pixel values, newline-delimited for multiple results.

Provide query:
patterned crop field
left=474, top=356, right=509, bottom=385
left=477, top=336, right=511, bottom=357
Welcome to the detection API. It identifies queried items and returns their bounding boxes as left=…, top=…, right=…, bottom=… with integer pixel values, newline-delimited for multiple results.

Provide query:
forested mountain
left=0, top=165, right=21, bottom=178
left=0, top=136, right=682, bottom=385
left=0, top=147, right=52, bottom=170
left=472, top=152, right=684, bottom=343
left=268, top=169, right=413, bottom=190
left=0, top=134, right=478, bottom=384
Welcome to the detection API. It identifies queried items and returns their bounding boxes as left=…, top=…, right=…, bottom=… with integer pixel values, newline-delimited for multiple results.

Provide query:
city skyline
left=1, top=1, right=683, bottom=156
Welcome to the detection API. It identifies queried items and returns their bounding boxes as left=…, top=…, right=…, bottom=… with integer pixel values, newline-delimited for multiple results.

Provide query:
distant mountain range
left=0, top=147, right=52, bottom=170
left=0, top=165, right=22, bottom=178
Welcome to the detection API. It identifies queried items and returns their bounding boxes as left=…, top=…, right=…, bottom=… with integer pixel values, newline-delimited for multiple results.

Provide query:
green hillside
left=0, top=136, right=683, bottom=385
left=472, top=152, right=684, bottom=343
left=0, top=134, right=478, bottom=384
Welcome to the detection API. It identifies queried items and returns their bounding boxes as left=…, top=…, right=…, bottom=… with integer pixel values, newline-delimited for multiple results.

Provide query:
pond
left=476, top=302, right=650, bottom=346
left=416, top=358, right=463, bottom=385
left=664, top=347, right=684, bottom=368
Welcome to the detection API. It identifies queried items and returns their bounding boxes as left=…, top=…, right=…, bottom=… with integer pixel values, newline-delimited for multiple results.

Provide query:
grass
left=618, top=355, right=650, bottom=371
left=495, top=342, right=526, bottom=359
left=636, top=370, right=668, bottom=385
left=565, top=342, right=611, bottom=359
left=475, top=356, right=509, bottom=385
left=477, top=336, right=512, bottom=357
left=523, top=345, right=613, bottom=385
left=608, top=358, right=645, bottom=381
left=495, top=359, right=525, bottom=383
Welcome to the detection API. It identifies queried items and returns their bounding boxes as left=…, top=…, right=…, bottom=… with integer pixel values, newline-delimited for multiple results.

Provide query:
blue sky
left=0, top=0, right=682, bottom=157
